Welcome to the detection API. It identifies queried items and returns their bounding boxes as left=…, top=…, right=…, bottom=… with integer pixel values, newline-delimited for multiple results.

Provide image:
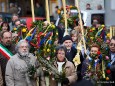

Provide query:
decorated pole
left=75, top=0, right=86, bottom=53
left=62, top=0, right=68, bottom=36
left=31, top=0, right=35, bottom=22
left=110, top=26, right=112, bottom=39
left=45, top=0, right=50, bottom=23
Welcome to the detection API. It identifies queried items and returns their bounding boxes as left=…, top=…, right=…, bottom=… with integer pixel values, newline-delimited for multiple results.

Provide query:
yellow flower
left=57, top=9, right=61, bottom=14
left=56, top=32, right=58, bottom=35
left=106, top=77, right=109, bottom=81
left=47, top=49, right=50, bottom=52
left=27, top=33, right=31, bottom=36
left=54, top=50, right=56, bottom=53
left=70, top=5, right=73, bottom=8
left=51, top=25, right=55, bottom=29
left=107, top=33, right=110, bottom=37
left=88, top=65, right=91, bottom=70
left=90, top=37, right=94, bottom=40
left=101, top=25, right=105, bottom=28
left=92, top=28, right=95, bottom=30
left=22, top=28, right=27, bottom=32
left=13, top=28, right=17, bottom=31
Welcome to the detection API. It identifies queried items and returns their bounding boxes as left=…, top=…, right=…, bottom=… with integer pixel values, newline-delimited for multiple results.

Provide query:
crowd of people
left=0, top=4, right=115, bottom=86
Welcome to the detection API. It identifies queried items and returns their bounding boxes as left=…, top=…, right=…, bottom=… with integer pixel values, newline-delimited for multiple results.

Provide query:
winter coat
left=5, top=53, right=46, bottom=86
left=49, top=59, right=77, bottom=86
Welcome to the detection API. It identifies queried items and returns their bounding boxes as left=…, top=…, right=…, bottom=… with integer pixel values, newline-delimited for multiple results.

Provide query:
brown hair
left=90, top=43, right=100, bottom=51
left=1, top=31, right=12, bottom=38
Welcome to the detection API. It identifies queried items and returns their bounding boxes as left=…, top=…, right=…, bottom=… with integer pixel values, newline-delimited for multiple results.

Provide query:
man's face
left=18, top=42, right=29, bottom=57
left=57, top=50, right=65, bottom=62
left=15, top=21, right=21, bottom=28
left=63, top=40, right=73, bottom=49
left=1, top=32, right=12, bottom=46
left=109, top=39, right=115, bottom=53
left=12, top=16, right=18, bottom=22
left=90, top=47, right=99, bottom=55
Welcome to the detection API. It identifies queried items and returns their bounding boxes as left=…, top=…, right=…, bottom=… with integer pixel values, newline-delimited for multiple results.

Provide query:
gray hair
left=15, top=40, right=30, bottom=52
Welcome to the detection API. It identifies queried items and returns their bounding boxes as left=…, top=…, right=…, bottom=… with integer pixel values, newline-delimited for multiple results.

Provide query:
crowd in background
left=0, top=3, right=115, bottom=86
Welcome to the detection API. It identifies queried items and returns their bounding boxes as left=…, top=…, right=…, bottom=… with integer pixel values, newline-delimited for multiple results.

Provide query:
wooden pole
left=75, top=0, right=87, bottom=53
left=62, top=0, right=68, bottom=36
left=110, top=26, right=112, bottom=39
left=45, top=0, right=50, bottom=23
left=31, top=0, right=35, bottom=22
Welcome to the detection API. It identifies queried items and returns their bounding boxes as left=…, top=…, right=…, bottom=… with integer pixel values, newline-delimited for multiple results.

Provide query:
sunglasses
left=110, top=43, right=115, bottom=47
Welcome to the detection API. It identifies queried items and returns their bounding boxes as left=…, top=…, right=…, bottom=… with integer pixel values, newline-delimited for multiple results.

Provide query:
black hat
left=62, top=35, right=72, bottom=43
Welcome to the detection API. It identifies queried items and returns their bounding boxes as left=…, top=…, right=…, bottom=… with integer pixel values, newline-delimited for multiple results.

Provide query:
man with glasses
left=109, top=36, right=115, bottom=85
left=0, top=31, right=16, bottom=86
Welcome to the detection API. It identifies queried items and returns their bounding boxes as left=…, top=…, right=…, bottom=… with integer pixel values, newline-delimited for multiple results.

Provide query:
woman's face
left=71, top=34, right=77, bottom=42
left=2, top=24, right=8, bottom=31
left=57, top=49, right=65, bottom=62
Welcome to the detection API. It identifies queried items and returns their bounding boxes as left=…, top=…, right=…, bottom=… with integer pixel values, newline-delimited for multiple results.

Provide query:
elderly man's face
left=18, top=42, right=29, bottom=56
left=63, top=40, right=73, bottom=50
left=1, top=32, right=12, bottom=46
left=109, top=39, right=115, bottom=53
left=12, top=16, right=18, bottom=22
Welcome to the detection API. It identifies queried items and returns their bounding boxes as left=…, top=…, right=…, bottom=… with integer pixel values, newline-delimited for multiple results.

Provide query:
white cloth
left=57, top=62, right=65, bottom=73
left=57, top=62, right=65, bottom=86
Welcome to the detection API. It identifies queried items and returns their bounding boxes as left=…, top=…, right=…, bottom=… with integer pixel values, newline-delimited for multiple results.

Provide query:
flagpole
left=75, top=0, right=86, bottom=53
left=62, top=0, right=68, bottom=36
left=31, top=0, right=35, bottom=22
left=45, top=0, right=50, bottom=23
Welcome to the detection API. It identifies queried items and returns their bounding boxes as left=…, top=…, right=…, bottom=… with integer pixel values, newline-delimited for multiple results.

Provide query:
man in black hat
left=62, top=35, right=77, bottom=63
left=62, top=35, right=84, bottom=81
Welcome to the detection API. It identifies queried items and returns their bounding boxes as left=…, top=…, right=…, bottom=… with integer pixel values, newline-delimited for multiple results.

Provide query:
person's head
left=1, top=22, right=10, bottom=31
left=36, top=2, right=40, bottom=7
left=12, top=14, right=19, bottom=22
left=97, top=4, right=102, bottom=10
left=1, top=31, right=12, bottom=46
left=14, top=19, right=21, bottom=28
left=92, top=19, right=98, bottom=27
left=16, top=40, right=30, bottom=57
left=86, top=3, right=91, bottom=10
left=109, top=36, right=115, bottom=53
left=62, top=35, right=73, bottom=50
left=56, top=45, right=67, bottom=62
left=10, top=3, right=15, bottom=8
left=75, top=18, right=84, bottom=26
left=90, top=44, right=100, bottom=55
left=55, top=6, right=59, bottom=11
left=70, top=30, right=78, bottom=42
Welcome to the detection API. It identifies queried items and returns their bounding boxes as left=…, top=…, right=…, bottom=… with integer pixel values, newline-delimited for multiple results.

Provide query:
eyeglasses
left=110, top=43, right=115, bottom=47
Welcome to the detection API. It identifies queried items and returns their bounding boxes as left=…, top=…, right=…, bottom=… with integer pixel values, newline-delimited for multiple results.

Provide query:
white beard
left=18, top=51, right=29, bottom=58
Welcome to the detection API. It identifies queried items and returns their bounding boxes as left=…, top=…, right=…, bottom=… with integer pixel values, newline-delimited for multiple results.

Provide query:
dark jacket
left=110, top=53, right=115, bottom=86
left=65, top=47, right=84, bottom=81
left=57, top=26, right=65, bottom=44
left=0, top=43, right=16, bottom=86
